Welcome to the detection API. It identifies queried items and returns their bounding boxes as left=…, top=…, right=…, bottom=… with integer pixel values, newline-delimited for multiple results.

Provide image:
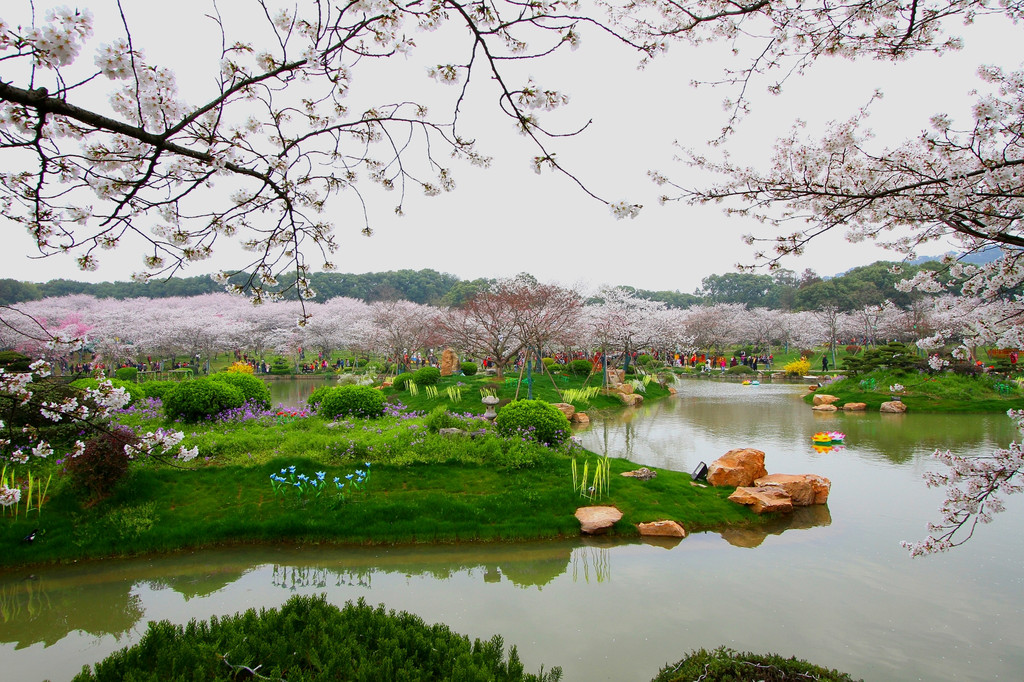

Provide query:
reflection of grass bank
left=807, top=369, right=1024, bottom=412
left=0, top=406, right=757, bottom=569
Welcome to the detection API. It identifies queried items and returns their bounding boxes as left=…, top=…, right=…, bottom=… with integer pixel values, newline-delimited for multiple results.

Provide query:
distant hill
left=909, top=245, right=1003, bottom=266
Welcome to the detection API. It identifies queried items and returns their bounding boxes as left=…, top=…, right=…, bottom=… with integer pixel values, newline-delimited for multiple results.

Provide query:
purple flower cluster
left=216, top=401, right=311, bottom=425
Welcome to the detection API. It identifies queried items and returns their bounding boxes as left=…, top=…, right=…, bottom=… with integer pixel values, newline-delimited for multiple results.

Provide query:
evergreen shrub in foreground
left=392, top=372, right=415, bottom=390
left=73, top=595, right=562, bottom=682
left=163, top=378, right=245, bottom=422
left=568, top=359, right=593, bottom=376
left=652, top=647, right=860, bottom=682
left=495, top=399, right=570, bottom=445
left=318, top=385, right=386, bottom=420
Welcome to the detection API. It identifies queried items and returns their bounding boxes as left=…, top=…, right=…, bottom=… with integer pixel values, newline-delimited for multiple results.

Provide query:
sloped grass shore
left=807, top=369, right=1024, bottom=412
left=0, top=407, right=755, bottom=569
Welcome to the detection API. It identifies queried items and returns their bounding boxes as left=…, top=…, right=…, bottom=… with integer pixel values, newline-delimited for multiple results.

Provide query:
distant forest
left=0, top=258, right=985, bottom=312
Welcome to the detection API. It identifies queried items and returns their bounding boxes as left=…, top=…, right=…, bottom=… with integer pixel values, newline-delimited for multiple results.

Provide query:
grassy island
left=0, top=370, right=763, bottom=570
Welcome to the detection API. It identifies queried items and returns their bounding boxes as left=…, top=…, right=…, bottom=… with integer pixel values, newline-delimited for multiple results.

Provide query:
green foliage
left=306, top=385, right=333, bottom=410
left=461, top=361, right=478, bottom=376
left=113, top=367, right=138, bottom=382
left=392, top=372, right=415, bottom=390
left=726, top=364, right=755, bottom=374
left=71, top=377, right=146, bottom=404
left=652, top=647, right=860, bottom=682
left=841, top=342, right=925, bottom=376
left=568, top=359, right=593, bottom=376
left=137, top=380, right=176, bottom=400
left=269, top=357, right=291, bottom=375
left=162, top=378, right=245, bottom=422
left=412, top=366, right=442, bottom=386
left=541, top=357, right=555, bottom=367
left=0, top=350, right=32, bottom=372
left=318, top=385, right=386, bottom=420
left=210, top=372, right=271, bottom=408
left=63, top=426, right=139, bottom=502
left=73, top=594, right=562, bottom=682
left=495, top=400, right=571, bottom=445
left=424, top=406, right=474, bottom=433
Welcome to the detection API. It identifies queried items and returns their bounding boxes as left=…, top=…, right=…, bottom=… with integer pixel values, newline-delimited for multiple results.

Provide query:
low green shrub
left=63, top=426, right=140, bottom=502
left=638, top=354, right=655, bottom=366
left=726, top=364, right=755, bottom=374
left=461, top=361, right=478, bottom=376
left=541, top=357, right=555, bottom=367
left=163, top=378, right=245, bottom=422
left=137, top=380, right=176, bottom=400
left=568, top=359, right=593, bottom=376
left=423, top=405, right=478, bottom=433
left=319, top=385, right=386, bottom=420
left=392, top=372, right=415, bottom=390
left=210, top=372, right=271, bottom=408
left=652, top=646, right=860, bottom=682
left=269, top=357, right=291, bottom=375
left=113, top=367, right=138, bottom=382
left=71, top=377, right=146, bottom=404
left=412, top=366, right=441, bottom=386
left=306, top=385, right=334, bottom=410
left=0, top=350, right=32, bottom=372
left=495, top=399, right=571, bottom=445
left=72, top=595, right=561, bottom=682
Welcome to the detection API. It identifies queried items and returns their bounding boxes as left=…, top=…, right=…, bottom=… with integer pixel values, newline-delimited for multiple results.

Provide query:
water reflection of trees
left=0, top=575, right=142, bottom=648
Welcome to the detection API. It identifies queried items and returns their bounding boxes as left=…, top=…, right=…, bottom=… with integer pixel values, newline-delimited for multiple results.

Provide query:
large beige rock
left=638, top=520, right=686, bottom=538
left=619, top=393, right=644, bottom=407
left=728, top=486, right=794, bottom=514
left=811, top=404, right=838, bottom=412
left=617, top=383, right=635, bottom=395
left=707, top=448, right=768, bottom=487
left=880, top=400, right=908, bottom=413
left=440, top=348, right=459, bottom=376
left=574, top=506, right=623, bottom=535
left=842, top=402, right=867, bottom=411
left=753, top=473, right=830, bottom=504
left=570, top=412, right=590, bottom=425
left=812, top=394, right=840, bottom=406
left=551, top=402, right=576, bottom=420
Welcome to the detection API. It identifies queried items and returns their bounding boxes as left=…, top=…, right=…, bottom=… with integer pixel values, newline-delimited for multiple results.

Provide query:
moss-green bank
left=807, top=369, right=1024, bottom=413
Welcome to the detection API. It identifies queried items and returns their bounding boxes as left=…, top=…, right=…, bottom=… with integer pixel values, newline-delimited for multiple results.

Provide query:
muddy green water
left=2, top=379, right=1023, bottom=680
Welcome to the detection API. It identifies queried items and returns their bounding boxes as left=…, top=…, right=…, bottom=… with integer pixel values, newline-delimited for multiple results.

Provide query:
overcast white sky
left=1, top=3, right=1018, bottom=295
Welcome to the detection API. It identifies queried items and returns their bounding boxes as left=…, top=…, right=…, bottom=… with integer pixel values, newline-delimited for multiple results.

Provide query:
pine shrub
left=652, top=647, right=859, bottom=682
left=73, top=595, right=562, bottom=682
left=495, top=399, right=571, bottom=445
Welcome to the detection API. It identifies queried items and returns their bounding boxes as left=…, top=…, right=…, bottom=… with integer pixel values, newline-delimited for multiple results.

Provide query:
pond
left=2, top=379, right=1023, bottom=681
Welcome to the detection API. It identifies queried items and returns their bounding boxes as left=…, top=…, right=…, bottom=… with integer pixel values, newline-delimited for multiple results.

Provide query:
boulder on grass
left=619, top=393, right=644, bottom=407
left=575, top=506, right=622, bottom=535
left=551, top=402, right=576, bottom=420
left=621, top=467, right=657, bottom=481
left=880, top=400, right=908, bottom=413
left=638, top=520, right=686, bottom=538
left=707, top=448, right=767, bottom=487
left=440, top=348, right=459, bottom=376
left=728, top=486, right=794, bottom=514
left=812, top=394, right=840, bottom=406
left=754, top=474, right=831, bottom=505
left=842, top=402, right=867, bottom=411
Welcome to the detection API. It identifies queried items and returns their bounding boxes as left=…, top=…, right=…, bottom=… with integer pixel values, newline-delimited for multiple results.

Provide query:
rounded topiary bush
left=64, top=426, right=140, bottom=501
left=114, top=367, right=138, bottom=382
left=392, top=372, right=415, bottom=390
left=652, top=647, right=860, bottom=682
left=460, top=361, right=478, bottom=376
left=318, top=385, right=386, bottom=420
left=210, top=372, right=271, bottom=409
left=163, top=378, right=245, bottom=422
left=726, top=364, right=755, bottom=374
left=495, top=399, right=571, bottom=445
left=412, top=366, right=441, bottom=386
left=568, top=359, right=593, bottom=376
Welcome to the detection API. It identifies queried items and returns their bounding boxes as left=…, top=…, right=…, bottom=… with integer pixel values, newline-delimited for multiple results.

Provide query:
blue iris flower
left=345, top=474, right=354, bottom=480
left=316, top=471, right=326, bottom=480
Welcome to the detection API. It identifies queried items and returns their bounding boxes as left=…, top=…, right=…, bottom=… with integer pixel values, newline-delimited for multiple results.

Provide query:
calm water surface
left=2, top=378, right=1023, bottom=681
